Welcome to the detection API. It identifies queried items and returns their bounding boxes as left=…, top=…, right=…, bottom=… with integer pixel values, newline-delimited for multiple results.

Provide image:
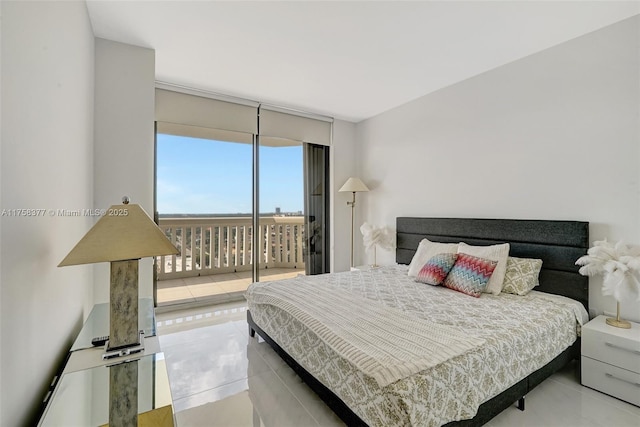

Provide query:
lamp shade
left=58, top=203, right=178, bottom=266
left=339, top=177, right=370, bottom=193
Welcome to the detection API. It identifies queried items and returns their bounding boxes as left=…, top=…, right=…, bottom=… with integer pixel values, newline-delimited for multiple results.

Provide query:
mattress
left=246, top=265, right=587, bottom=427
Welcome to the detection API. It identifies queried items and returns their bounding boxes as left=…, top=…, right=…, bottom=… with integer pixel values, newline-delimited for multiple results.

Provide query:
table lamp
left=576, top=239, right=640, bottom=329
left=339, top=177, right=370, bottom=268
left=59, top=197, right=178, bottom=357
left=360, top=222, right=395, bottom=267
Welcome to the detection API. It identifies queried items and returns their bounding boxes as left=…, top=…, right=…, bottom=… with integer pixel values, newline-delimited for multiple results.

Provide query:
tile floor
left=157, top=301, right=640, bottom=427
left=157, top=268, right=302, bottom=306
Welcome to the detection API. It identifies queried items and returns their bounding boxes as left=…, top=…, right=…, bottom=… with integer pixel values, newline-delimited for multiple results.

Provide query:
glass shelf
left=39, top=352, right=172, bottom=426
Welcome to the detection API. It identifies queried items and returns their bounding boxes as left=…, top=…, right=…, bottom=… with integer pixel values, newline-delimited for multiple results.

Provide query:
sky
left=157, top=134, right=303, bottom=214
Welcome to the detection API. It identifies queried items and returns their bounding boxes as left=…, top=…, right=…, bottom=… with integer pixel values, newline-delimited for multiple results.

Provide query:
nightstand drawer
left=582, top=356, right=640, bottom=406
left=582, top=328, right=640, bottom=373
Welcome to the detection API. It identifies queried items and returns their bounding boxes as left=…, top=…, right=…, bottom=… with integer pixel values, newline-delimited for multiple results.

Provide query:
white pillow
left=457, top=242, right=510, bottom=295
left=408, top=238, right=459, bottom=277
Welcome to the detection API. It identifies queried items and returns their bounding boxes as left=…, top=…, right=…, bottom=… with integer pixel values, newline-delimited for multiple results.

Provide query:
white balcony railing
left=156, top=216, right=305, bottom=280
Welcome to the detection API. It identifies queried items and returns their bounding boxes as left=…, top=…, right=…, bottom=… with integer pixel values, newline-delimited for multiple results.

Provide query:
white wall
left=357, top=16, right=640, bottom=321
left=93, top=38, right=156, bottom=302
left=0, top=1, right=95, bottom=425
left=331, top=119, right=358, bottom=272
left=0, top=5, right=3, bottom=422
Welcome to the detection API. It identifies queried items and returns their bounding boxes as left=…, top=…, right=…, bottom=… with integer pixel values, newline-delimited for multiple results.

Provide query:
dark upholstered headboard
left=396, top=217, right=589, bottom=310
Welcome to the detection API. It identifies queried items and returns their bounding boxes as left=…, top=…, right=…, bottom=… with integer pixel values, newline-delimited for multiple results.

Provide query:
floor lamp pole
left=348, top=191, right=356, bottom=268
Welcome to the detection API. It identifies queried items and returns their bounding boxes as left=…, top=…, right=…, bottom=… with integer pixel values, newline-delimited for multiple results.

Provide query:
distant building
left=275, top=207, right=281, bottom=215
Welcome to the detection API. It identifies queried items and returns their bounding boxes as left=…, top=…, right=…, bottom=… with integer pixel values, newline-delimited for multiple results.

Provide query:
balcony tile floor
left=157, top=268, right=303, bottom=307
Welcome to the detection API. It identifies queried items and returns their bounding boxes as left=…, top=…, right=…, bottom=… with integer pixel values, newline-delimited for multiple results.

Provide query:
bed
left=246, top=217, right=589, bottom=426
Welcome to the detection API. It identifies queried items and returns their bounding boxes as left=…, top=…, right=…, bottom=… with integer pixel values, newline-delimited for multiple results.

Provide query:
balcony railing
left=156, top=216, right=305, bottom=280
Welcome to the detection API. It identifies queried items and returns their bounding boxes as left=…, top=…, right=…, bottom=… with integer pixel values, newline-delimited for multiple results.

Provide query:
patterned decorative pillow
left=407, top=239, right=459, bottom=277
left=502, top=257, right=543, bottom=295
left=415, top=253, right=458, bottom=286
left=443, top=253, right=498, bottom=297
left=457, top=242, right=510, bottom=295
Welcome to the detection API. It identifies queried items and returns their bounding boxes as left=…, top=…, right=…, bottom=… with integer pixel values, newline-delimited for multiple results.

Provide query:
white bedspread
left=247, top=265, right=585, bottom=426
left=247, top=276, right=484, bottom=387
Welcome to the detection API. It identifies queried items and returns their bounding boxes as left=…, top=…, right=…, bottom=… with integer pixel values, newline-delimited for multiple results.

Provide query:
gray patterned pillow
left=501, top=257, right=543, bottom=295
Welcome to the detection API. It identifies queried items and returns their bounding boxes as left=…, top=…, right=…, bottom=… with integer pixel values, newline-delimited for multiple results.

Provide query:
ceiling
left=86, top=1, right=639, bottom=122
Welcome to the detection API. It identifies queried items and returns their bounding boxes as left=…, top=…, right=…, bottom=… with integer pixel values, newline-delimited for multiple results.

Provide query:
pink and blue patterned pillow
left=416, top=253, right=458, bottom=286
left=443, top=253, right=497, bottom=297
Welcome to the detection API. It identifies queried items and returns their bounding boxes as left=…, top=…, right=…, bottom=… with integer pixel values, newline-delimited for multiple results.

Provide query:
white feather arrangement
left=360, top=223, right=395, bottom=267
left=576, top=240, right=640, bottom=328
left=575, top=240, right=640, bottom=303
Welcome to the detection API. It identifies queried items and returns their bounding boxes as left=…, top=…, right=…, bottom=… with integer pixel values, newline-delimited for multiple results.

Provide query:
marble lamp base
left=106, top=260, right=144, bottom=357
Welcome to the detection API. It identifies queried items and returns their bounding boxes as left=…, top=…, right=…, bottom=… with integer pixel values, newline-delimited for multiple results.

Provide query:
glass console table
left=38, top=299, right=174, bottom=426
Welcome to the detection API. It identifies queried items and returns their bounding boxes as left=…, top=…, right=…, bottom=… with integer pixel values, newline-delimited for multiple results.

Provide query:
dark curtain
left=303, top=143, right=330, bottom=275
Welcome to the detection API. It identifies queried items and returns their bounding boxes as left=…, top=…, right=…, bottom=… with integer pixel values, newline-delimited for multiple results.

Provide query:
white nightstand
left=581, top=315, right=640, bottom=406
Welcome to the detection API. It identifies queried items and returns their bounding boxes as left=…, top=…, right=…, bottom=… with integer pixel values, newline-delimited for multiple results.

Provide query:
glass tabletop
left=71, top=298, right=156, bottom=351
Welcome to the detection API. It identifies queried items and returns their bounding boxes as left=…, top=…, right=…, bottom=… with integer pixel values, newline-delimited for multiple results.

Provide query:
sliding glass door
left=155, top=130, right=255, bottom=305
left=256, top=137, right=306, bottom=281
left=154, top=130, right=326, bottom=305
left=154, top=88, right=332, bottom=306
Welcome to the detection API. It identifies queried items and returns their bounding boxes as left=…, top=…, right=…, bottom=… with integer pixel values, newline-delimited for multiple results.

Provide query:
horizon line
left=158, top=211, right=303, bottom=218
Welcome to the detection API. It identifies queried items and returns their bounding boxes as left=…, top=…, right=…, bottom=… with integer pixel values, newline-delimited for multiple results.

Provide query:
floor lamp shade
left=59, top=200, right=178, bottom=351
left=339, top=177, right=370, bottom=193
left=339, top=177, right=370, bottom=268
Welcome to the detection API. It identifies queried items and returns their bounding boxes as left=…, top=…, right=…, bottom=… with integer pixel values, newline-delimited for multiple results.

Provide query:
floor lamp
left=339, top=177, right=370, bottom=268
